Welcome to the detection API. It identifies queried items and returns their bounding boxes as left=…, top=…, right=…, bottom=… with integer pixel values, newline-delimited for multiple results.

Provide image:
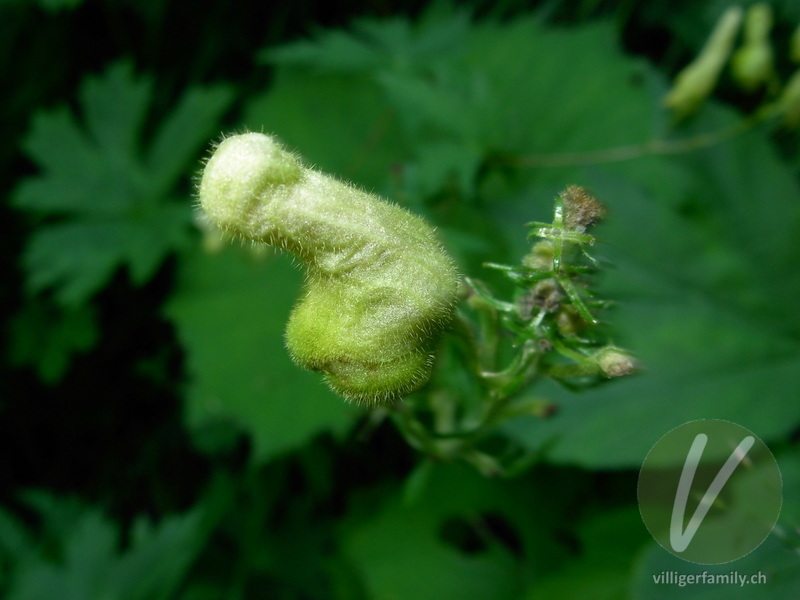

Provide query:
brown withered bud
left=560, top=185, right=606, bottom=232
left=532, top=278, right=562, bottom=312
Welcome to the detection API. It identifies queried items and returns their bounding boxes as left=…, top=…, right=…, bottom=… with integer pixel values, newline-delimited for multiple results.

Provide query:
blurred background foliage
left=1, top=0, right=799, bottom=598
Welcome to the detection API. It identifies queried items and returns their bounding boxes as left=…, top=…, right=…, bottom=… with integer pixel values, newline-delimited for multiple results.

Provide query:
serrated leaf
left=261, top=10, right=470, bottom=74
left=13, top=61, right=233, bottom=305
left=16, top=108, right=106, bottom=213
left=145, top=85, right=233, bottom=195
left=4, top=493, right=211, bottom=600
left=243, top=71, right=408, bottom=192
left=376, top=69, right=480, bottom=140
left=81, top=62, right=151, bottom=165
left=261, top=27, right=385, bottom=72
left=164, top=247, right=357, bottom=463
left=114, top=511, right=207, bottom=600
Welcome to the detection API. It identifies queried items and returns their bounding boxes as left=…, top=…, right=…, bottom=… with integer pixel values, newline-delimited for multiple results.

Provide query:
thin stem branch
left=497, top=110, right=774, bottom=169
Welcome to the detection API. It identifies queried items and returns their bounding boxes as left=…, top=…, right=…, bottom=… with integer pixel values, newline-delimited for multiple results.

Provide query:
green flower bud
left=777, top=69, right=800, bottom=127
left=791, top=23, right=800, bottom=63
left=556, top=305, right=584, bottom=336
left=593, top=346, right=637, bottom=378
left=664, top=7, right=743, bottom=116
left=522, top=241, right=554, bottom=272
left=198, top=133, right=460, bottom=406
left=731, top=4, right=774, bottom=92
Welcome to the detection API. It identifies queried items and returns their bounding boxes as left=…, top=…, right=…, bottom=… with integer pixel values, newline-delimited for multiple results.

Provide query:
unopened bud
left=199, top=133, right=459, bottom=405
left=594, top=346, right=637, bottom=378
left=664, top=7, right=743, bottom=115
left=522, top=241, right=554, bottom=272
left=731, top=4, right=774, bottom=92
left=532, top=278, right=562, bottom=312
left=791, top=23, right=800, bottom=63
left=556, top=305, right=584, bottom=336
left=777, top=70, right=800, bottom=127
left=560, top=185, right=605, bottom=232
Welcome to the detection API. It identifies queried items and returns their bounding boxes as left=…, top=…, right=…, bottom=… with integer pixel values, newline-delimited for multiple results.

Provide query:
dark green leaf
left=164, top=246, right=358, bottom=463
left=8, top=299, right=98, bottom=383
left=13, top=61, right=233, bottom=305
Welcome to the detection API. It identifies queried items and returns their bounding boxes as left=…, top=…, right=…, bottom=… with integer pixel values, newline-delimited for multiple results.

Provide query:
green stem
left=498, top=109, right=774, bottom=169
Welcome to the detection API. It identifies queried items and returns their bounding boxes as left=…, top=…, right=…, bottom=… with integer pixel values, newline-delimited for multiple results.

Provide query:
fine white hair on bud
left=198, top=132, right=460, bottom=406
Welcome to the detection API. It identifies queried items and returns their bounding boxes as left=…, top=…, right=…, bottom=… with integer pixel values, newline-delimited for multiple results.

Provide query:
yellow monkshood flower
left=198, top=133, right=459, bottom=406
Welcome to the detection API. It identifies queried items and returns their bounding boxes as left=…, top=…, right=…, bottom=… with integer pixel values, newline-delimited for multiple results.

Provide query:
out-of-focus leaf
left=0, top=507, right=34, bottom=560
left=37, top=0, right=85, bottom=12
left=260, top=10, right=470, bottom=74
left=247, top=10, right=475, bottom=200
left=341, top=463, right=578, bottom=600
left=164, top=246, right=357, bottom=463
left=525, top=508, right=648, bottom=600
left=113, top=511, right=208, bottom=600
left=632, top=535, right=800, bottom=600
left=243, top=71, right=407, bottom=194
left=4, top=493, right=210, bottom=600
left=630, top=450, right=800, bottom=599
left=502, top=109, right=800, bottom=467
left=8, top=299, right=98, bottom=383
left=12, top=61, right=233, bottom=305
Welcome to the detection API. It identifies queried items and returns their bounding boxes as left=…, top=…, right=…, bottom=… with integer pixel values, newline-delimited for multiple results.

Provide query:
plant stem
left=497, top=110, right=774, bottom=168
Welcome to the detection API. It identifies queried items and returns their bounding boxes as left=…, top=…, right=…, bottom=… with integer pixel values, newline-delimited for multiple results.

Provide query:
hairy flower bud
left=198, top=133, right=460, bottom=405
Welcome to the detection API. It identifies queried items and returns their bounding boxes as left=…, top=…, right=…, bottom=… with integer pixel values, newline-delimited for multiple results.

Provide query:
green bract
left=198, top=133, right=459, bottom=405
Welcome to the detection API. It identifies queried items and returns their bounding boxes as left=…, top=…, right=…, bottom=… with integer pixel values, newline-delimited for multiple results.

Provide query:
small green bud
left=776, top=69, right=800, bottom=127
left=522, top=241, right=554, bottom=272
left=199, top=133, right=460, bottom=406
left=515, top=288, right=536, bottom=321
left=556, top=305, right=584, bottom=336
left=664, top=7, right=743, bottom=115
left=593, top=346, right=637, bottom=378
left=731, top=4, right=774, bottom=92
left=792, top=23, right=800, bottom=63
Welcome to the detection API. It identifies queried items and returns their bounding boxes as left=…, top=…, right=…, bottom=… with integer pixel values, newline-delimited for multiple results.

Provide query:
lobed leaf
left=12, top=61, right=233, bottom=305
